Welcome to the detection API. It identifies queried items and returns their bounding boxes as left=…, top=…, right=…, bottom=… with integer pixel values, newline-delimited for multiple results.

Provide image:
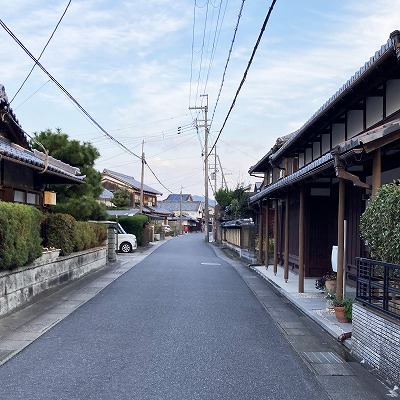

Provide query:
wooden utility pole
left=189, top=94, right=209, bottom=242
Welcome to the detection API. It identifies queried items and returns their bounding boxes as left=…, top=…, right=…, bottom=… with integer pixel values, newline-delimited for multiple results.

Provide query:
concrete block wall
left=222, top=242, right=257, bottom=264
left=0, top=247, right=107, bottom=317
left=352, top=303, right=400, bottom=386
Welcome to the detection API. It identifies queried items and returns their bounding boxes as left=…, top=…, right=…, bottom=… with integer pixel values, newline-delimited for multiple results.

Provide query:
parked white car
left=116, top=223, right=137, bottom=253
left=162, top=224, right=171, bottom=233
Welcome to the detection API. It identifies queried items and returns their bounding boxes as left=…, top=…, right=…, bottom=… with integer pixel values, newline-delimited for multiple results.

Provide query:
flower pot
left=333, top=306, right=350, bottom=323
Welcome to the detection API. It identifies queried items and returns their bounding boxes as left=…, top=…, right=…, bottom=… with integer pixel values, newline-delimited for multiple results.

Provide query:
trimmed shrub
left=74, top=221, right=107, bottom=252
left=112, top=214, right=149, bottom=246
left=360, top=182, right=400, bottom=264
left=0, top=203, right=42, bottom=270
left=43, top=213, right=76, bottom=256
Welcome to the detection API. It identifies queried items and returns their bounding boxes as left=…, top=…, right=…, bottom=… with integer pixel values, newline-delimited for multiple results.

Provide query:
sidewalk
left=0, top=240, right=167, bottom=366
left=250, top=264, right=354, bottom=348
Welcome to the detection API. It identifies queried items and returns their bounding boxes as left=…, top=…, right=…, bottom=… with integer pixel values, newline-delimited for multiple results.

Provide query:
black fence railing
left=356, top=257, right=400, bottom=320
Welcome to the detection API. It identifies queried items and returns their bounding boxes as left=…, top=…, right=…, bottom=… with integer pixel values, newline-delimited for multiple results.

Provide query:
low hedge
left=0, top=203, right=42, bottom=270
left=43, top=214, right=107, bottom=256
left=0, top=204, right=108, bottom=269
left=74, top=221, right=108, bottom=252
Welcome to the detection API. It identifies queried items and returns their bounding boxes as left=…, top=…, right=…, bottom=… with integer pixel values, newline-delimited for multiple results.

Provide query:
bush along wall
left=42, top=213, right=107, bottom=256
left=0, top=203, right=42, bottom=270
left=0, top=205, right=108, bottom=269
left=360, top=181, right=400, bottom=264
left=112, top=214, right=149, bottom=246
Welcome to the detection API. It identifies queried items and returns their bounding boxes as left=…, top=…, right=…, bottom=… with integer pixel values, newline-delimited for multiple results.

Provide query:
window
left=386, top=79, right=400, bottom=116
left=13, top=190, right=25, bottom=203
left=347, top=110, right=364, bottom=139
left=332, top=123, right=345, bottom=147
left=366, top=96, right=383, bottom=128
left=13, top=190, right=39, bottom=205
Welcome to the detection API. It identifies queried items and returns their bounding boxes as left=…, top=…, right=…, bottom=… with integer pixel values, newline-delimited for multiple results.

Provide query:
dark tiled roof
left=249, top=153, right=334, bottom=203
left=159, top=200, right=203, bottom=212
left=0, top=137, right=85, bottom=182
left=102, top=169, right=162, bottom=195
left=100, top=188, right=114, bottom=199
left=270, top=35, right=395, bottom=162
left=166, top=194, right=192, bottom=201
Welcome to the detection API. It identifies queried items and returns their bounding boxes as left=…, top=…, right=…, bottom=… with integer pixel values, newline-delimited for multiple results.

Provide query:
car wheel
left=119, top=242, right=132, bottom=253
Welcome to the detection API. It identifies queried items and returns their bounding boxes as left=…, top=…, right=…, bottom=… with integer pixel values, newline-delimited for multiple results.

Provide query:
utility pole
left=217, top=155, right=228, bottom=190
left=189, top=94, right=209, bottom=242
left=214, top=145, right=217, bottom=194
left=140, top=140, right=145, bottom=213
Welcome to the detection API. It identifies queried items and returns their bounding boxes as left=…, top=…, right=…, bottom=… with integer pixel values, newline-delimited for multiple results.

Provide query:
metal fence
left=356, top=257, right=400, bottom=320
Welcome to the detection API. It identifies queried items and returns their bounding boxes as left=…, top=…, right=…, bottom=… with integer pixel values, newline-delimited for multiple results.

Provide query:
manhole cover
left=303, top=352, right=343, bottom=364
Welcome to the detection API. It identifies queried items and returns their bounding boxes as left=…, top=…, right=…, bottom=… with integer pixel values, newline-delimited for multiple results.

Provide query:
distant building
left=100, top=169, right=171, bottom=221
left=101, top=169, right=162, bottom=208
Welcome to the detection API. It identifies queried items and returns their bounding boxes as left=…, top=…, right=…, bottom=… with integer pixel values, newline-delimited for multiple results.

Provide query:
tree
left=215, top=184, right=254, bottom=221
left=31, top=128, right=107, bottom=221
left=111, top=188, right=131, bottom=208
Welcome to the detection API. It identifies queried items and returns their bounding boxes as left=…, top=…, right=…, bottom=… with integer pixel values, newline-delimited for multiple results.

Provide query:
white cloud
left=1, top=0, right=399, bottom=196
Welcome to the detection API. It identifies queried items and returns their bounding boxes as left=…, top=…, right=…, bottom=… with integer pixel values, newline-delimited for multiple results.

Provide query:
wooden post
left=372, top=149, right=381, bottom=197
left=284, top=194, right=289, bottom=283
left=273, top=198, right=278, bottom=276
left=258, top=203, right=264, bottom=264
left=265, top=199, right=270, bottom=269
left=298, top=187, right=305, bottom=293
left=336, top=179, right=345, bottom=300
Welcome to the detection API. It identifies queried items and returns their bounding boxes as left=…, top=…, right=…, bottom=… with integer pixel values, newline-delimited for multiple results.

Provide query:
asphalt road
left=0, top=233, right=331, bottom=399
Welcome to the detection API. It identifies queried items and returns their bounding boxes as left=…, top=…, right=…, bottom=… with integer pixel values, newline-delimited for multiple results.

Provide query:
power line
left=209, top=0, right=245, bottom=129
left=10, top=0, right=72, bottom=104
left=201, top=0, right=228, bottom=98
left=0, top=18, right=142, bottom=161
left=208, top=0, right=278, bottom=157
left=146, top=161, right=172, bottom=194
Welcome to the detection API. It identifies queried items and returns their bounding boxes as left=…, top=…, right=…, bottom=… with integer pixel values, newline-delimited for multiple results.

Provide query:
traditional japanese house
left=0, top=84, right=85, bottom=208
left=249, top=31, right=400, bottom=294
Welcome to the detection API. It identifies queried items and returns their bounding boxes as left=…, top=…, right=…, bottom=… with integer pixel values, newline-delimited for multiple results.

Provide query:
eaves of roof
left=270, top=35, right=396, bottom=163
left=249, top=153, right=334, bottom=203
left=0, top=138, right=85, bottom=183
left=335, top=118, right=400, bottom=155
left=250, top=116, right=400, bottom=204
left=102, top=169, right=162, bottom=195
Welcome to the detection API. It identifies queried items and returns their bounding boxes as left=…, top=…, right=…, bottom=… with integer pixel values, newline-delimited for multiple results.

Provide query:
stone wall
left=352, top=303, right=400, bottom=386
left=0, top=247, right=107, bottom=317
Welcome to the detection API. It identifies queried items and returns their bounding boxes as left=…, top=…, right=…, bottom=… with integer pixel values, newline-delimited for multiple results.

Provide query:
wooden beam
left=372, top=149, right=381, bottom=196
left=265, top=199, right=270, bottom=269
left=298, top=187, right=305, bottom=293
left=257, top=203, right=263, bottom=264
left=273, top=198, right=278, bottom=276
left=284, top=194, right=289, bottom=283
left=336, top=179, right=345, bottom=299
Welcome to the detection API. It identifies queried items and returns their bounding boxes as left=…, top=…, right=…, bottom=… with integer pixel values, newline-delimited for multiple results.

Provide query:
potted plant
left=326, top=293, right=353, bottom=322
left=315, top=272, right=337, bottom=293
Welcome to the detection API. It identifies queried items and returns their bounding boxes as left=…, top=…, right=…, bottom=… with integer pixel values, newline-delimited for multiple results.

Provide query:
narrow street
left=0, top=234, right=387, bottom=399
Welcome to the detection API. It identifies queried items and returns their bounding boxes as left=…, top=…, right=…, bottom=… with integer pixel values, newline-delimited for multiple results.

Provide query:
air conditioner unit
left=43, top=191, right=56, bottom=206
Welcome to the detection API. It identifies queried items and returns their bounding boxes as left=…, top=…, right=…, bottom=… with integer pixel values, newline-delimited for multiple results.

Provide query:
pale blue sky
left=1, top=0, right=399, bottom=197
